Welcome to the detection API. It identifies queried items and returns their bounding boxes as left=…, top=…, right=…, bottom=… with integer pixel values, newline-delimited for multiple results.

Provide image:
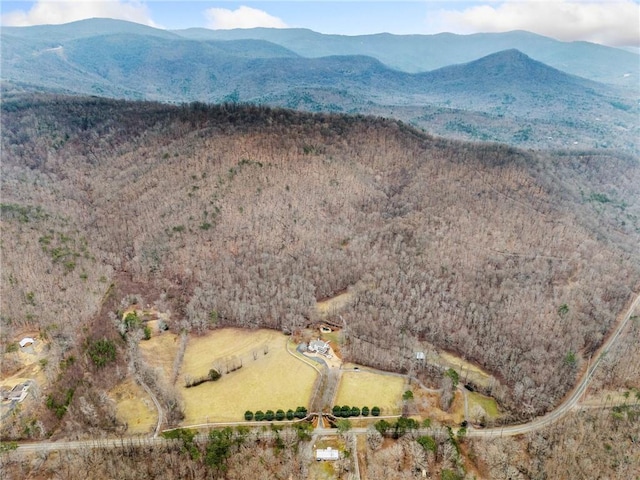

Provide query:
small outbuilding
left=316, top=447, right=339, bottom=461
left=415, top=351, right=425, bottom=361
left=19, top=337, right=35, bottom=348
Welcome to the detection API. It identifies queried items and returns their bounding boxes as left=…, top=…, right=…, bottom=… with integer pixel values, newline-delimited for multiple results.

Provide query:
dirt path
left=138, top=378, right=163, bottom=438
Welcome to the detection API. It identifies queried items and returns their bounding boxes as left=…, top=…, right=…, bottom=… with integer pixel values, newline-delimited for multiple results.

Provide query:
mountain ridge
left=171, top=23, right=639, bottom=87
left=1, top=19, right=638, bottom=152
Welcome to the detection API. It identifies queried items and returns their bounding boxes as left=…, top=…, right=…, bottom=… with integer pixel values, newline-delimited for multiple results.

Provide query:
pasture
left=179, top=329, right=318, bottom=423
left=138, top=328, right=179, bottom=380
left=334, top=370, right=405, bottom=415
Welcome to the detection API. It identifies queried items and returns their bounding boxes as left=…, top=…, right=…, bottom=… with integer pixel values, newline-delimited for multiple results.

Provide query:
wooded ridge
left=1, top=96, right=639, bottom=432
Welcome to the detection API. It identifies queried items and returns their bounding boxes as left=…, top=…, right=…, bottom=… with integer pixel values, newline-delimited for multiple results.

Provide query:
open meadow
left=467, top=391, right=501, bottom=421
left=334, top=370, right=405, bottom=414
left=179, top=329, right=318, bottom=423
left=138, top=327, right=179, bottom=380
left=110, top=378, right=158, bottom=435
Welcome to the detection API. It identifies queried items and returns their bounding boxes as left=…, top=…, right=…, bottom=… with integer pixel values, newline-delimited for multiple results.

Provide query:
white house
left=19, top=337, right=35, bottom=348
left=316, top=447, right=339, bottom=461
left=308, top=339, right=330, bottom=356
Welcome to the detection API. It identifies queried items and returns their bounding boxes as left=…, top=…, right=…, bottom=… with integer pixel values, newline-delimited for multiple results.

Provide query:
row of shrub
left=244, top=406, right=308, bottom=421
left=332, top=405, right=380, bottom=417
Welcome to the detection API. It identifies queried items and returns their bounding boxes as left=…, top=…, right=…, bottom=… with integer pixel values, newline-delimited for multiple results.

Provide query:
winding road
left=6, top=293, right=638, bottom=453
left=467, top=291, right=640, bottom=438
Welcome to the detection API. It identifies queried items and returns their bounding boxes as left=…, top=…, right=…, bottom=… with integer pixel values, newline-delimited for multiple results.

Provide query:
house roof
left=19, top=337, right=35, bottom=347
left=316, top=447, right=339, bottom=460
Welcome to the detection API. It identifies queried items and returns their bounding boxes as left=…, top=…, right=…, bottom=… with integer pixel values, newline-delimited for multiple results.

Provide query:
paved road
left=467, top=291, right=640, bottom=438
left=8, top=293, right=638, bottom=452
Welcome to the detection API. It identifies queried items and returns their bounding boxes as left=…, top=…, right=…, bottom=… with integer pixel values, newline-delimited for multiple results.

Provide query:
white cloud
left=434, top=1, right=640, bottom=47
left=1, top=1, right=160, bottom=28
left=204, top=5, right=288, bottom=30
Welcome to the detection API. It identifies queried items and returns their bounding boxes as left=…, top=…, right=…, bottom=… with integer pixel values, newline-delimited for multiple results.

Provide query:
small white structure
left=316, top=447, right=339, bottom=461
left=8, top=383, right=30, bottom=402
left=308, top=338, right=330, bottom=356
left=415, top=351, right=425, bottom=361
left=19, top=337, right=35, bottom=348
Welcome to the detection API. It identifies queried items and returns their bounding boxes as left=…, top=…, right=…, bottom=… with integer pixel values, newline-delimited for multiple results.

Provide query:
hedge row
left=332, top=405, right=380, bottom=417
left=245, top=406, right=308, bottom=421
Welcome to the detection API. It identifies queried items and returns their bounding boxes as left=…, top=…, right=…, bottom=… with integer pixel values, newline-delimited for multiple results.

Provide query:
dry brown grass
left=138, top=330, right=179, bottom=379
left=179, top=329, right=318, bottom=423
left=334, top=370, right=405, bottom=414
left=110, top=378, right=157, bottom=434
left=315, top=291, right=353, bottom=317
left=438, top=351, right=492, bottom=386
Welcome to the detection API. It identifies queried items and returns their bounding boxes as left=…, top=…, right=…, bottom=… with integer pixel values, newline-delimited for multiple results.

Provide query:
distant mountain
left=174, top=27, right=640, bottom=87
left=1, top=17, right=179, bottom=42
left=1, top=19, right=638, bottom=152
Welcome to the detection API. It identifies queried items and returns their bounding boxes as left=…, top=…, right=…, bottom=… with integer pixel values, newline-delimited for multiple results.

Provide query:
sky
left=1, top=1, right=639, bottom=48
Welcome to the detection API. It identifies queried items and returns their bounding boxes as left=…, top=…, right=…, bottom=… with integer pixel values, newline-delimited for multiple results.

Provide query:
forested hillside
left=2, top=96, right=639, bottom=424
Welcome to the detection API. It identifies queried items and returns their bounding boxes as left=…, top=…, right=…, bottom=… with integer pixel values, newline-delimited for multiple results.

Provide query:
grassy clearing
left=438, top=351, right=491, bottom=381
left=138, top=330, right=179, bottom=379
left=180, top=328, right=277, bottom=379
left=110, top=378, right=157, bottom=434
left=179, top=329, right=318, bottom=423
left=467, top=391, right=501, bottom=419
left=315, top=291, right=353, bottom=317
left=334, top=370, right=405, bottom=414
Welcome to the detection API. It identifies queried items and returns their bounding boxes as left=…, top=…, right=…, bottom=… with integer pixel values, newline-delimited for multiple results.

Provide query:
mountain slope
left=1, top=97, right=639, bottom=428
left=174, top=26, right=640, bottom=87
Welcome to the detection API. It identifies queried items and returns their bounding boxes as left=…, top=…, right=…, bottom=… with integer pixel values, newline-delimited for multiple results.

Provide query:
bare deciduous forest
left=1, top=95, right=639, bottom=453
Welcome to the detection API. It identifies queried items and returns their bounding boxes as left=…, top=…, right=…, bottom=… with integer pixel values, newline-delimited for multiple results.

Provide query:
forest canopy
left=2, top=95, right=639, bottom=419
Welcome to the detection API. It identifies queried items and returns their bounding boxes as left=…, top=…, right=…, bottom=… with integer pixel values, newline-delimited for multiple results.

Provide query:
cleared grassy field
left=468, top=391, right=501, bottom=419
left=180, top=329, right=318, bottom=423
left=334, top=370, right=405, bottom=415
left=315, top=291, right=353, bottom=317
left=138, top=329, right=179, bottom=379
left=110, top=378, right=157, bottom=434
left=437, top=351, right=493, bottom=388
